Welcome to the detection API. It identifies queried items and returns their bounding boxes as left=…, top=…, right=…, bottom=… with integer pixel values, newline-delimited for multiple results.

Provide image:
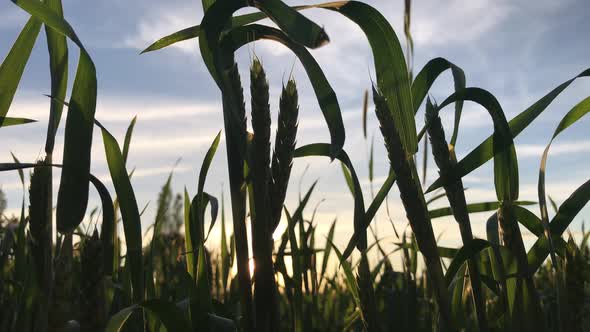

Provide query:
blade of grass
left=0, top=15, right=42, bottom=121
left=95, top=121, right=144, bottom=303
left=538, top=96, right=590, bottom=267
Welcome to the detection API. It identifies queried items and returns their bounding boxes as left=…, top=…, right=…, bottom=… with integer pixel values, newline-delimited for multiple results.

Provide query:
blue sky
left=1, top=0, right=589, bottom=256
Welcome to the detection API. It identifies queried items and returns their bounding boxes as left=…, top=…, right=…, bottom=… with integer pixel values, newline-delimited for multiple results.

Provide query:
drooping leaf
left=411, top=57, right=465, bottom=146
left=13, top=0, right=99, bottom=234
left=434, top=88, right=519, bottom=202
left=427, top=69, right=590, bottom=193
left=294, top=143, right=365, bottom=259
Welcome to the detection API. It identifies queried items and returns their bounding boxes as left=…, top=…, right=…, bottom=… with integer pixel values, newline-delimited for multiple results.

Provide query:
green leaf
left=105, top=300, right=191, bottom=332
left=537, top=96, right=590, bottom=267
left=43, top=0, right=68, bottom=154
left=193, top=132, right=221, bottom=244
left=445, top=239, right=491, bottom=285
left=322, top=1, right=417, bottom=154
left=0, top=15, right=42, bottom=119
left=195, top=241, right=212, bottom=329
left=319, top=218, right=336, bottom=288
left=141, top=11, right=274, bottom=53
left=528, top=178, right=590, bottom=272
left=184, top=188, right=196, bottom=277
left=258, top=0, right=328, bottom=49
left=190, top=192, right=219, bottom=244
left=96, top=121, right=144, bottom=302
left=428, top=201, right=535, bottom=219
left=411, top=57, right=465, bottom=146
left=340, top=161, right=354, bottom=196
left=199, top=0, right=327, bottom=85
left=0, top=117, right=37, bottom=127
left=13, top=0, right=99, bottom=234
left=122, top=115, right=137, bottom=165
left=198, top=131, right=221, bottom=195
left=427, top=69, right=590, bottom=193
left=294, top=143, right=365, bottom=259
left=362, top=90, right=369, bottom=138
left=89, top=174, right=116, bottom=276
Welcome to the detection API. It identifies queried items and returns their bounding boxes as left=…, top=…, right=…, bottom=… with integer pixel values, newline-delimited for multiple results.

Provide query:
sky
left=1, top=0, right=590, bottom=261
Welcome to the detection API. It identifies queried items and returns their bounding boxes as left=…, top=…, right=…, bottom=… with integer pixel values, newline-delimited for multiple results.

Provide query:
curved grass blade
left=294, top=143, right=365, bottom=258
left=95, top=121, right=143, bottom=302
left=12, top=0, right=99, bottom=234
left=427, top=69, right=590, bottom=193
left=411, top=57, right=466, bottom=146
left=191, top=131, right=221, bottom=246
left=258, top=0, right=328, bottom=49
left=538, top=96, right=590, bottom=267
left=189, top=192, right=219, bottom=243
left=89, top=174, right=116, bottom=276
left=445, top=239, right=491, bottom=285
left=199, top=0, right=327, bottom=85
left=435, top=87, right=519, bottom=202
left=0, top=16, right=42, bottom=120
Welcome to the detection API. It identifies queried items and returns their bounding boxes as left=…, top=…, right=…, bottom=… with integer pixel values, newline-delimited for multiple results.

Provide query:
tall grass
left=1, top=0, right=590, bottom=331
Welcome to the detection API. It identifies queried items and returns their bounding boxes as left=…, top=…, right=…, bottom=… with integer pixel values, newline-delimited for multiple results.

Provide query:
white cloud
left=517, top=140, right=590, bottom=158
left=8, top=96, right=220, bottom=123
left=411, top=0, right=513, bottom=46
left=122, top=13, right=200, bottom=54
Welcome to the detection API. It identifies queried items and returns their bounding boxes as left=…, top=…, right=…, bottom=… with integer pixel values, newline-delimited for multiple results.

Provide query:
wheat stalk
left=249, top=58, right=279, bottom=331
left=425, top=99, right=488, bottom=331
left=373, top=87, right=453, bottom=330
left=270, top=79, right=299, bottom=230
left=29, top=160, right=52, bottom=331
left=80, top=229, right=106, bottom=332
left=221, top=61, right=254, bottom=331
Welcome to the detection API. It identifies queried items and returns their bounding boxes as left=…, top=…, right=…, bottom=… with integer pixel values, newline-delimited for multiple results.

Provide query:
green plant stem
left=250, top=59, right=280, bottom=332
left=220, top=62, right=254, bottom=332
